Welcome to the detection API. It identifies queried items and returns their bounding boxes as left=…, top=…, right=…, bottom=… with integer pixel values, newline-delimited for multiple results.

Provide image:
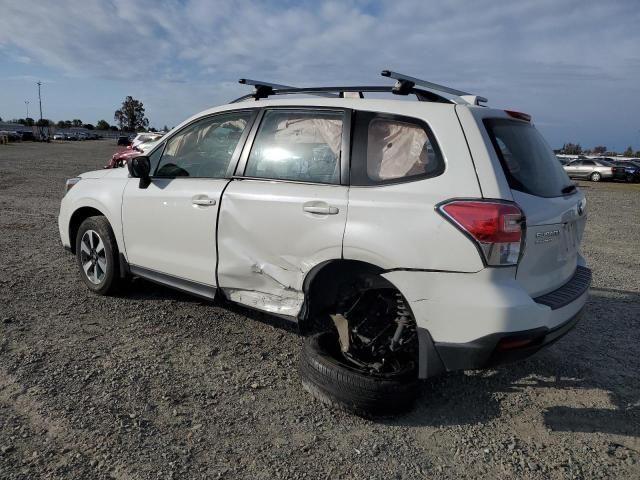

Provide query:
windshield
left=484, top=119, right=572, bottom=198
left=597, top=159, right=614, bottom=166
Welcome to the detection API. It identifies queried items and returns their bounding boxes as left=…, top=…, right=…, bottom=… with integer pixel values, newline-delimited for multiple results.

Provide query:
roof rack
left=381, top=70, right=487, bottom=105
left=231, top=70, right=487, bottom=105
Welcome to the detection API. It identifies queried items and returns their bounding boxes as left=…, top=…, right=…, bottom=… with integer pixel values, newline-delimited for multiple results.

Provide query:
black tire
left=75, top=216, right=120, bottom=295
left=299, top=332, right=418, bottom=417
left=590, top=172, right=601, bottom=182
left=626, top=174, right=635, bottom=183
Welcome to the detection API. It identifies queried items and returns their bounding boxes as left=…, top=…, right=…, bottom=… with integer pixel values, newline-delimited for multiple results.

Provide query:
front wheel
left=75, top=216, right=120, bottom=295
left=590, top=172, right=601, bottom=182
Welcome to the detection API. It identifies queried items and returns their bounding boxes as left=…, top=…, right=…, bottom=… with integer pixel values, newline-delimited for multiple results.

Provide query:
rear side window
left=351, top=112, right=444, bottom=186
left=244, top=109, right=343, bottom=184
left=484, top=119, right=571, bottom=198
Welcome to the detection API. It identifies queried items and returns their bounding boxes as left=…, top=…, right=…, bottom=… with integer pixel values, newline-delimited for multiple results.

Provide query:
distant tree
left=592, top=145, right=607, bottom=155
left=114, top=96, right=149, bottom=132
left=623, top=146, right=633, bottom=157
left=109, top=125, right=119, bottom=131
left=83, top=123, right=95, bottom=130
left=36, top=118, right=51, bottom=127
left=56, top=120, right=66, bottom=128
left=149, top=126, right=158, bottom=132
left=71, top=119, right=83, bottom=127
left=63, top=120, right=72, bottom=128
left=24, top=117, right=35, bottom=126
left=162, top=125, right=169, bottom=132
left=635, top=150, right=640, bottom=158
left=560, top=143, right=582, bottom=155
left=96, top=120, right=110, bottom=130
left=17, top=118, right=27, bottom=125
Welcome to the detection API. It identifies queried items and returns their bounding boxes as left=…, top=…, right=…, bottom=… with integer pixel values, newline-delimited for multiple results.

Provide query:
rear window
left=484, top=119, right=571, bottom=198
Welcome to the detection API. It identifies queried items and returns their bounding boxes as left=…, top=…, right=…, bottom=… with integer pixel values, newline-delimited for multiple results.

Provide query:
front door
left=121, top=110, right=256, bottom=295
left=217, top=108, right=350, bottom=317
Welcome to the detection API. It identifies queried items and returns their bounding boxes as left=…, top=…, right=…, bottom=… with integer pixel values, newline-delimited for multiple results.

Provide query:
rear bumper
left=433, top=307, right=583, bottom=371
left=383, top=263, right=591, bottom=378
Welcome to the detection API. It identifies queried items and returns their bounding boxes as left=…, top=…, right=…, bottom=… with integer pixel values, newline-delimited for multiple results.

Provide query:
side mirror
left=128, top=156, right=151, bottom=189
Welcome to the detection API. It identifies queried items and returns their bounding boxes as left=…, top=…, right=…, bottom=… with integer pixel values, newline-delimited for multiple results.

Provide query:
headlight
left=65, top=177, right=81, bottom=194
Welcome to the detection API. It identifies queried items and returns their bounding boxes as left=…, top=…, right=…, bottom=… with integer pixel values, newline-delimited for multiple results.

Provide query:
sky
left=1, top=0, right=639, bottom=151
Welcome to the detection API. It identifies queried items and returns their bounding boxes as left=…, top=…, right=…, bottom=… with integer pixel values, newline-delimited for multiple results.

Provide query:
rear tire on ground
left=590, top=172, right=601, bottom=182
left=75, top=216, right=120, bottom=295
left=299, top=332, right=418, bottom=417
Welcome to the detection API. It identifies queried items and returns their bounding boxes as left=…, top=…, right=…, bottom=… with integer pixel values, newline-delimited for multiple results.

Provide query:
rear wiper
left=562, top=184, right=577, bottom=194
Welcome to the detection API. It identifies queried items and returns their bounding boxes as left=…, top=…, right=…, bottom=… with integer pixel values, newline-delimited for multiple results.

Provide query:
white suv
left=58, top=71, right=590, bottom=415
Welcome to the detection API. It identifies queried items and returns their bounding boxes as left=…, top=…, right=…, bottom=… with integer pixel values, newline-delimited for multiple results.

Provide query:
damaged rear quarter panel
left=217, top=179, right=349, bottom=318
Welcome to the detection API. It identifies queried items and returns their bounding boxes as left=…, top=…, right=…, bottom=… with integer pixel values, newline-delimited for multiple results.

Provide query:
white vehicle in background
left=58, top=70, right=590, bottom=416
left=130, top=132, right=163, bottom=150
left=53, top=132, right=66, bottom=140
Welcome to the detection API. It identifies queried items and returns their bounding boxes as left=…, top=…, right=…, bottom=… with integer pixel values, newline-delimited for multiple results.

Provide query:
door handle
left=303, top=203, right=339, bottom=215
left=192, top=196, right=216, bottom=206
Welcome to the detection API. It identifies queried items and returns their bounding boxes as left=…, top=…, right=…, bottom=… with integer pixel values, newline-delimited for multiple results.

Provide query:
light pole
left=37, top=81, right=43, bottom=121
left=25, top=100, right=30, bottom=119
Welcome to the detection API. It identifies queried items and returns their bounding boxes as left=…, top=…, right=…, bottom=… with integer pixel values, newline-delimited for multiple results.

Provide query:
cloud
left=0, top=0, right=638, bottom=148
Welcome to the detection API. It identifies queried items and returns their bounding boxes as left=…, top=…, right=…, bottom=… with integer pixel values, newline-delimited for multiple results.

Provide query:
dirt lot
left=1, top=140, right=639, bottom=479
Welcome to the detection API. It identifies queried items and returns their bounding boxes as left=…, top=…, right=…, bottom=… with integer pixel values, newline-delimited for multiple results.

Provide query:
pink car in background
left=104, top=133, right=163, bottom=168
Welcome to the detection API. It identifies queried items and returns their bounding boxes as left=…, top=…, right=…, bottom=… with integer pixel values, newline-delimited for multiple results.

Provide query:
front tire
left=590, top=172, right=601, bottom=182
left=75, top=216, right=120, bottom=295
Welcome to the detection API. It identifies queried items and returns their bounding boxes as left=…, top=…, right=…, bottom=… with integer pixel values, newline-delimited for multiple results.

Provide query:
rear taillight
left=438, top=200, right=524, bottom=266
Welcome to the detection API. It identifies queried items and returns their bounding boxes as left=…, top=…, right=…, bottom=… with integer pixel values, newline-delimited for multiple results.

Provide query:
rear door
left=482, top=117, right=587, bottom=297
left=217, top=108, right=350, bottom=317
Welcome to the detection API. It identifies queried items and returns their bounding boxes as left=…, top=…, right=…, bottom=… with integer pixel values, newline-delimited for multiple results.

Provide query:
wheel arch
left=298, top=259, right=396, bottom=332
left=68, top=206, right=108, bottom=254
left=299, top=259, right=445, bottom=379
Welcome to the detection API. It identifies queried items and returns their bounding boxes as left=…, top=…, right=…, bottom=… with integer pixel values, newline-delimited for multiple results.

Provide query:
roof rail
left=381, top=70, right=487, bottom=105
left=238, top=78, right=339, bottom=100
left=231, top=84, right=452, bottom=104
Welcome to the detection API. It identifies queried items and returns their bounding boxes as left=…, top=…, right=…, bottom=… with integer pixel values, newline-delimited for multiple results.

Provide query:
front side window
left=155, top=111, right=253, bottom=178
left=244, top=110, right=343, bottom=184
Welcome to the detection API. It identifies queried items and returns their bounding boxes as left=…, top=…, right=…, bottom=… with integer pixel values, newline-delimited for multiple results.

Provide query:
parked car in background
left=21, top=131, right=35, bottom=141
left=59, top=70, right=590, bottom=415
left=53, top=132, right=66, bottom=140
left=611, top=161, right=640, bottom=182
left=117, top=135, right=131, bottom=146
left=6, top=131, right=22, bottom=141
left=563, top=158, right=613, bottom=182
left=105, top=138, right=161, bottom=168
left=130, top=132, right=163, bottom=150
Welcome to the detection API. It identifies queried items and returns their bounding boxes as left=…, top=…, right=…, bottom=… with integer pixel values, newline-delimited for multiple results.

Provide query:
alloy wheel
left=80, top=229, right=107, bottom=284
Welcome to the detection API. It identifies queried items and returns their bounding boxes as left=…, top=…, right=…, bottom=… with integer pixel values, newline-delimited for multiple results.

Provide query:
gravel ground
left=1, top=140, right=639, bottom=479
